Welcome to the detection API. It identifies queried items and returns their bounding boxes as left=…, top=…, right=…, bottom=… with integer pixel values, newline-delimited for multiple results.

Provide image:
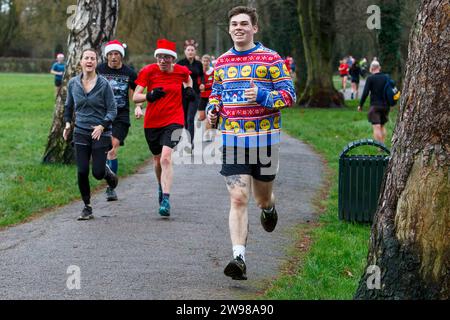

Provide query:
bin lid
left=340, top=139, right=391, bottom=158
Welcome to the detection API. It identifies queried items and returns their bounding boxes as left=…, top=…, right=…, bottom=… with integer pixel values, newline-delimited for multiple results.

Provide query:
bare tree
left=43, top=0, right=119, bottom=164
left=297, top=0, right=344, bottom=108
left=355, top=0, right=449, bottom=299
left=0, top=0, right=18, bottom=56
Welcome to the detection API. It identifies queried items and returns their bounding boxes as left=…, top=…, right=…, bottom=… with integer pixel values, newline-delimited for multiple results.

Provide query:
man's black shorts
left=112, top=120, right=130, bottom=146
left=144, top=124, right=184, bottom=155
left=351, top=77, right=360, bottom=84
left=55, top=79, right=62, bottom=87
left=368, top=105, right=390, bottom=125
left=220, top=145, right=280, bottom=182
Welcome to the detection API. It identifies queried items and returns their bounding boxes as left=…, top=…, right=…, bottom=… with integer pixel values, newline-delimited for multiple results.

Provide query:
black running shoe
left=106, top=186, right=118, bottom=201
left=158, top=187, right=163, bottom=205
left=77, top=206, right=93, bottom=221
left=105, top=164, right=118, bottom=189
left=224, top=255, right=247, bottom=280
left=260, top=206, right=278, bottom=232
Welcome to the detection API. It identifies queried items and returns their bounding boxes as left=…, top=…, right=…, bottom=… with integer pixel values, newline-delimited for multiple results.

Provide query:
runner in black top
left=177, top=39, right=204, bottom=151
left=97, top=40, right=139, bottom=201
left=349, top=61, right=362, bottom=100
left=358, top=61, right=390, bottom=144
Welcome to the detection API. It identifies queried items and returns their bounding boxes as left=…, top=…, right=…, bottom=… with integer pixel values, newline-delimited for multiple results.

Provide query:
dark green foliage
left=0, top=0, right=18, bottom=56
left=379, top=0, right=403, bottom=80
left=0, top=57, right=53, bottom=73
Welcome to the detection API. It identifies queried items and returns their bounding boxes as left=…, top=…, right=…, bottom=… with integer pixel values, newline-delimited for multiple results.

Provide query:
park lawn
left=0, top=73, right=150, bottom=227
left=333, top=75, right=351, bottom=91
left=261, top=100, right=398, bottom=300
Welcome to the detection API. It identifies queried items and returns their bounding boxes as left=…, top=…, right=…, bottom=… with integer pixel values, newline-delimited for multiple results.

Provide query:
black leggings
left=74, top=134, right=111, bottom=205
left=183, top=93, right=199, bottom=145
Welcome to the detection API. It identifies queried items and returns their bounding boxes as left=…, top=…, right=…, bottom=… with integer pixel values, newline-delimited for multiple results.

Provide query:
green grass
left=261, top=100, right=398, bottom=300
left=0, top=73, right=150, bottom=227
left=333, top=75, right=352, bottom=91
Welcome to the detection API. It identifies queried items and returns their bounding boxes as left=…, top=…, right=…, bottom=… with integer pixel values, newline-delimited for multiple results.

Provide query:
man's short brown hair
left=228, top=6, right=258, bottom=26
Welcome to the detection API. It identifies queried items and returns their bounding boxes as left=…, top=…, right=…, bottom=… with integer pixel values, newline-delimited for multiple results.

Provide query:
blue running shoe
left=159, top=197, right=170, bottom=217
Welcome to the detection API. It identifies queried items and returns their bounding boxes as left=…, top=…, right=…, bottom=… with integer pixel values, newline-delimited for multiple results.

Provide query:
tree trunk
left=297, top=0, right=344, bottom=108
left=293, top=35, right=307, bottom=99
left=42, top=0, right=119, bottom=164
left=355, top=0, right=449, bottom=300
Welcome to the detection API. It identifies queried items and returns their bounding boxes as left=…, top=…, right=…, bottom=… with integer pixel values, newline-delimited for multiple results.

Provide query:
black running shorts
left=144, top=124, right=184, bottom=155
left=220, top=145, right=279, bottom=182
left=112, top=120, right=130, bottom=146
left=368, top=105, right=390, bottom=125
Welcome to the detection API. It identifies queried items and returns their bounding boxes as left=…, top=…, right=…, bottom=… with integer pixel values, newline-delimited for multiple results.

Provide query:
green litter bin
left=338, top=139, right=390, bottom=223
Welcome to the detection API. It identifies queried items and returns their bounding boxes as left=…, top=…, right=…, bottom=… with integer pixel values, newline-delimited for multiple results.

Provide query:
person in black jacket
left=349, top=60, right=362, bottom=100
left=358, top=61, right=390, bottom=144
left=177, top=39, right=204, bottom=151
left=63, top=48, right=118, bottom=221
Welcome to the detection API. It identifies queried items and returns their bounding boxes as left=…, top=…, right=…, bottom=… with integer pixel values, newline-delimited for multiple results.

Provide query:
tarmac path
left=0, top=133, right=323, bottom=300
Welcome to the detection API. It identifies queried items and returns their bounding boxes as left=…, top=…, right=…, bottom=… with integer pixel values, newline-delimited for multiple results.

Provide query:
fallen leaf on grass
left=344, top=269, right=354, bottom=278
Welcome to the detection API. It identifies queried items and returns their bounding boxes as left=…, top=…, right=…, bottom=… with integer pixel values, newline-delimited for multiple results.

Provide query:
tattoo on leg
left=226, top=175, right=247, bottom=189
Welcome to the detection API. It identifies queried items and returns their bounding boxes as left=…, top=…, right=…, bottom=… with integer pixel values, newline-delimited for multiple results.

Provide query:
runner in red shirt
left=339, top=59, right=350, bottom=93
left=198, top=54, right=215, bottom=140
left=133, top=39, right=194, bottom=218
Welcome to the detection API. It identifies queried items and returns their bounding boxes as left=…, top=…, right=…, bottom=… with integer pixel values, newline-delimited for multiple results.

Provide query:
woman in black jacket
left=177, top=39, right=204, bottom=151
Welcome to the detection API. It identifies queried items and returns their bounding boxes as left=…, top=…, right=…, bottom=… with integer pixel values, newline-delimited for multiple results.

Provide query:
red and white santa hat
left=154, top=39, right=177, bottom=59
left=104, top=40, right=126, bottom=57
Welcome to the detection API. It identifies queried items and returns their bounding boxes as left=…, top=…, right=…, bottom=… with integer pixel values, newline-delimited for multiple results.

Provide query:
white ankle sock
left=233, top=245, right=246, bottom=261
left=263, top=206, right=274, bottom=213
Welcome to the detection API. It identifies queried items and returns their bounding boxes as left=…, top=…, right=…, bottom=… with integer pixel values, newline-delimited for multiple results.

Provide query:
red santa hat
left=154, top=39, right=177, bottom=59
left=104, top=40, right=126, bottom=57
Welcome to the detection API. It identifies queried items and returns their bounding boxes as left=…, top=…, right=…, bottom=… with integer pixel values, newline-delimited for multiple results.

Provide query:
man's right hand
left=63, top=123, right=71, bottom=141
left=135, top=105, right=144, bottom=119
left=146, top=87, right=166, bottom=102
left=207, top=107, right=218, bottom=126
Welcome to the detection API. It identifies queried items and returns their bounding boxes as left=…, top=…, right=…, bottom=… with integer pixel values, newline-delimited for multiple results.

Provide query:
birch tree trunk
left=297, top=0, right=344, bottom=108
left=42, top=0, right=119, bottom=164
left=355, top=0, right=449, bottom=299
